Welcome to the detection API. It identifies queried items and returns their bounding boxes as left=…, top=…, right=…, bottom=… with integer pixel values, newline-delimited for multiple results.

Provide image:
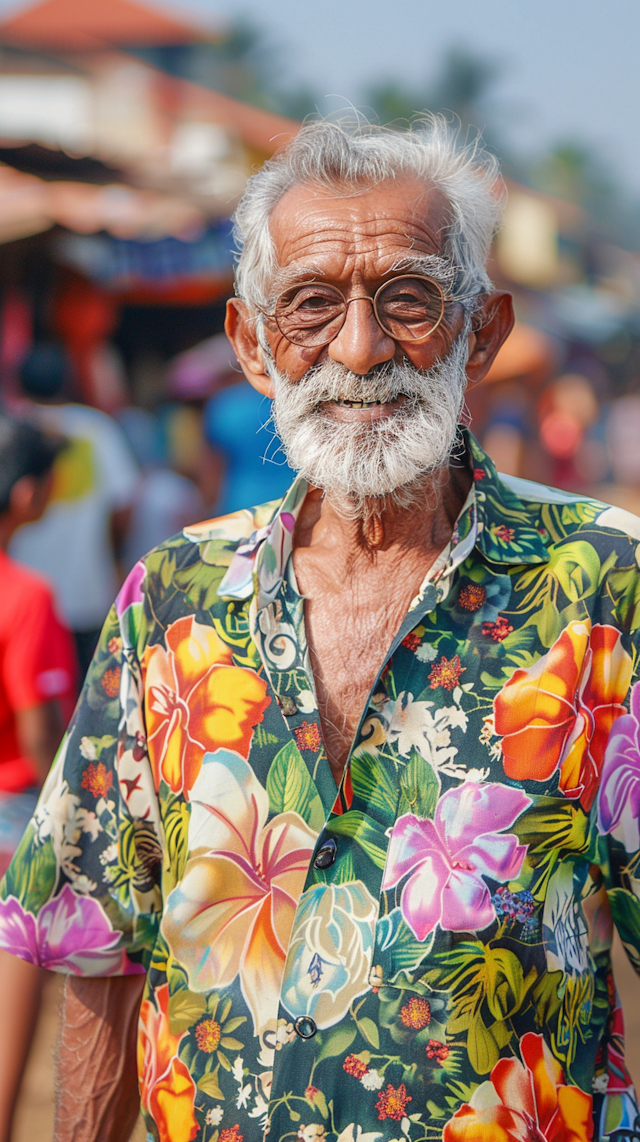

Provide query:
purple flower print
left=598, top=679, right=640, bottom=850
left=382, top=781, right=531, bottom=940
left=0, top=885, right=136, bottom=975
left=115, top=560, right=145, bottom=618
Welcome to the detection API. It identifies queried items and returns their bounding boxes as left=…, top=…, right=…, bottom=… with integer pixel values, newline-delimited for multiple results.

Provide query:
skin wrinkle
left=55, top=974, right=144, bottom=1142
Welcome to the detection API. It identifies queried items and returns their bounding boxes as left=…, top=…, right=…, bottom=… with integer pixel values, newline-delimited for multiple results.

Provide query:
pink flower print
left=598, top=678, right=640, bottom=850
left=382, top=782, right=530, bottom=940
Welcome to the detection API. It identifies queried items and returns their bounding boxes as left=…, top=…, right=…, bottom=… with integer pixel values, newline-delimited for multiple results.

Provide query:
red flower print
left=482, top=616, right=514, bottom=642
left=473, top=468, right=486, bottom=480
left=376, top=1083, right=412, bottom=1121
left=402, top=632, right=421, bottom=652
left=101, top=667, right=121, bottom=698
left=305, top=1085, right=320, bottom=1100
left=426, top=1039, right=450, bottom=1062
left=295, top=720, right=322, bottom=752
left=494, top=525, right=515, bottom=543
left=428, top=655, right=465, bottom=690
left=107, top=636, right=122, bottom=655
left=458, top=583, right=486, bottom=611
left=81, top=762, right=113, bottom=799
left=220, top=1129, right=243, bottom=1142
left=401, top=996, right=431, bottom=1029
left=343, top=1054, right=369, bottom=1079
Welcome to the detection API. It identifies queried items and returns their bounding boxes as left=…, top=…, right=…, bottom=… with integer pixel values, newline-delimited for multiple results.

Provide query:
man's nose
left=327, top=297, right=396, bottom=374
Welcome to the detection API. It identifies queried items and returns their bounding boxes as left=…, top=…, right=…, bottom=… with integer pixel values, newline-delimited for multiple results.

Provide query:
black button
left=314, top=838, right=337, bottom=869
left=294, top=1016, right=317, bottom=1039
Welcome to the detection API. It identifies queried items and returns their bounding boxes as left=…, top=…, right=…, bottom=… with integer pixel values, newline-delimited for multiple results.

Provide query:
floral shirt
left=2, top=429, right=640, bottom=1142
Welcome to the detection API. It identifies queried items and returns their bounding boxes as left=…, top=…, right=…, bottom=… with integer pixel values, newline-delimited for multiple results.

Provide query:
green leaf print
left=329, top=811, right=388, bottom=868
left=349, top=750, right=398, bottom=822
left=3, top=826, right=57, bottom=912
left=398, top=749, right=440, bottom=819
left=315, top=1024, right=357, bottom=1062
left=266, top=740, right=324, bottom=830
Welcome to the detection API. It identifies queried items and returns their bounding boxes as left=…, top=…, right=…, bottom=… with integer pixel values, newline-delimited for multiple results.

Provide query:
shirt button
left=294, top=1015, right=317, bottom=1039
left=313, top=838, right=337, bottom=869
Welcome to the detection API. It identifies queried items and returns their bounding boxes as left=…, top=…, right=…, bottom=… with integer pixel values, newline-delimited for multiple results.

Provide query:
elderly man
left=1, top=117, right=640, bottom=1142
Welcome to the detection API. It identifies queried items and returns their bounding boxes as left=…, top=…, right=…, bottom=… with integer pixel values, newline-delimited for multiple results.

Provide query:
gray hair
left=232, top=114, right=505, bottom=315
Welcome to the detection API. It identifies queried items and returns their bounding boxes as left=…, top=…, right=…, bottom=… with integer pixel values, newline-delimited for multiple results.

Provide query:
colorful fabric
left=0, top=549, right=76, bottom=792
left=2, top=429, right=640, bottom=1142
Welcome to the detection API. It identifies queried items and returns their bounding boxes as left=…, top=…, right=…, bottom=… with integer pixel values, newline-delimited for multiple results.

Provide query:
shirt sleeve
left=3, top=581, right=77, bottom=717
left=0, top=575, right=162, bottom=976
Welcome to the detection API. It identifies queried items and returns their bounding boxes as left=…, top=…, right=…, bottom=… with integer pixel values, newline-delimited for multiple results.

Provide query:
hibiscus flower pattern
left=142, top=615, right=270, bottom=798
left=162, top=749, right=316, bottom=1036
left=2, top=430, right=640, bottom=1142
left=494, top=619, right=632, bottom=809
left=443, top=1032, right=594, bottom=1141
left=382, top=781, right=530, bottom=940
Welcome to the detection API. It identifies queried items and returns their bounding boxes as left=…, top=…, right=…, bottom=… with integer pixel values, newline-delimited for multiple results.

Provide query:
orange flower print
left=81, top=762, right=113, bottom=798
left=142, top=616, right=270, bottom=797
left=137, top=983, right=198, bottom=1142
left=494, top=620, right=632, bottom=810
left=101, top=667, right=121, bottom=698
left=400, top=997, right=431, bottom=1029
left=458, top=583, right=486, bottom=611
left=443, top=1032, right=593, bottom=1142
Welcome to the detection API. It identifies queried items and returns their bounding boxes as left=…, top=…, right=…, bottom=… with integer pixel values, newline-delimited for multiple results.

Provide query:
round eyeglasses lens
left=375, top=276, right=445, bottom=342
left=275, top=284, right=346, bottom=347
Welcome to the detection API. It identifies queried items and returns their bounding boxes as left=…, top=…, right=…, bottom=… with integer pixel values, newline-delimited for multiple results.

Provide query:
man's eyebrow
left=387, top=253, right=456, bottom=284
left=269, top=262, right=326, bottom=298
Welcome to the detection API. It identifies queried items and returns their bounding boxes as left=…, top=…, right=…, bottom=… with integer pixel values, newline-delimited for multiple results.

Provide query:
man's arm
left=55, top=974, right=145, bottom=1142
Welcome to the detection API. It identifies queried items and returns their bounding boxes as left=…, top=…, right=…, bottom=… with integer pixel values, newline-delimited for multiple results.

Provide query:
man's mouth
left=334, top=397, right=387, bottom=408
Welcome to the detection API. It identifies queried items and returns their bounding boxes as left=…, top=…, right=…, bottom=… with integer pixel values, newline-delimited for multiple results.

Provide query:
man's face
left=266, top=176, right=467, bottom=386
left=262, top=178, right=472, bottom=510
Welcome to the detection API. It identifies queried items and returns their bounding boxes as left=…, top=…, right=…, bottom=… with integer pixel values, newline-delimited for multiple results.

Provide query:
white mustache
left=267, top=329, right=470, bottom=515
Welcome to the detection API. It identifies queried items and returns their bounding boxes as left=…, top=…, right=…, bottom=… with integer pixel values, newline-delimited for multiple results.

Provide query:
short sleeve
left=3, top=581, right=77, bottom=717
left=0, top=584, right=162, bottom=976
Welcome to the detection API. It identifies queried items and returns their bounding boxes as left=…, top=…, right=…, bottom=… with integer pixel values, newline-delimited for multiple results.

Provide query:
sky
left=0, top=0, right=638, bottom=196
left=183, top=0, right=640, bottom=198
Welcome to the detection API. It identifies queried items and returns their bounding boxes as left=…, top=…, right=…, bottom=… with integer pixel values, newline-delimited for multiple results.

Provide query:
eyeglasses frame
left=255, top=273, right=470, bottom=349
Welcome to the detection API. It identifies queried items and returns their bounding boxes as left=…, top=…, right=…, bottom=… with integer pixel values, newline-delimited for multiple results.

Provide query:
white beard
left=267, top=329, right=470, bottom=518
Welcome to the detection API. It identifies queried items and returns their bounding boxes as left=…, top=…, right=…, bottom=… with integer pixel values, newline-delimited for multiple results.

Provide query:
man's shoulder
left=137, top=496, right=285, bottom=583
left=500, top=471, right=640, bottom=545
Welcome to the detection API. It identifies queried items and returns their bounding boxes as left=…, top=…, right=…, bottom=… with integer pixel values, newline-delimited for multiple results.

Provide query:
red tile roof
left=0, top=0, right=210, bottom=49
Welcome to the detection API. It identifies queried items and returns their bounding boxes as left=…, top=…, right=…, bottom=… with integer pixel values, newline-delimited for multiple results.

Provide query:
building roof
left=0, top=0, right=209, bottom=50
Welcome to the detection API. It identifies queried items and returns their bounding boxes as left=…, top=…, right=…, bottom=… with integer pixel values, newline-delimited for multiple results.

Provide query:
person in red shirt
left=0, top=415, right=76, bottom=1142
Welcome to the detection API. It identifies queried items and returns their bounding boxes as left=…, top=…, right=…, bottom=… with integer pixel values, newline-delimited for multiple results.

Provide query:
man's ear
left=465, top=291, right=514, bottom=385
left=225, top=299, right=275, bottom=398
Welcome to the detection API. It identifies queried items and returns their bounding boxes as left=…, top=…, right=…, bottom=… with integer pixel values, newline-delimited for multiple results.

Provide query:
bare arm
left=16, top=700, right=63, bottom=784
left=55, top=974, right=145, bottom=1142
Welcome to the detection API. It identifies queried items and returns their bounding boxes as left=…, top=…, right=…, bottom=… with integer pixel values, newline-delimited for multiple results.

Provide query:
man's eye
left=297, top=295, right=335, bottom=310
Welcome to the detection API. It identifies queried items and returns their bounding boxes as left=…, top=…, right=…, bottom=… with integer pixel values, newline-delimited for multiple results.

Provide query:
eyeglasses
left=260, top=274, right=454, bottom=349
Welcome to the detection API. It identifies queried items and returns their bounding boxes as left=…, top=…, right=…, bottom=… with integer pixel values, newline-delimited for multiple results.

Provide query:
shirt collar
left=466, top=429, right=549, bottom=566
left=218, top=427, right=548, bottom=603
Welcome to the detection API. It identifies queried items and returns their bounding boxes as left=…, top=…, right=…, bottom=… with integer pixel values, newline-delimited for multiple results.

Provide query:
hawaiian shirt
left=3, top=429, right=640, bottom=1142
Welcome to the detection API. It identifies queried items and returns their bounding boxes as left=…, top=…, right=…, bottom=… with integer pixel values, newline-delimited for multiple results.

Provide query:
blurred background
left=0, top=0, right=638, bottom=1136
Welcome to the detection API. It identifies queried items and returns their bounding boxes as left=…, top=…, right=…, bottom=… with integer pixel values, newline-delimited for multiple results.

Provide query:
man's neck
left=293, top=461, right=472, bottom=575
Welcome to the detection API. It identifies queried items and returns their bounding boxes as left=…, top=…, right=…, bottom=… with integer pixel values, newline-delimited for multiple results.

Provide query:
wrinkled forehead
left=268, top=176, right=453, bottom=277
